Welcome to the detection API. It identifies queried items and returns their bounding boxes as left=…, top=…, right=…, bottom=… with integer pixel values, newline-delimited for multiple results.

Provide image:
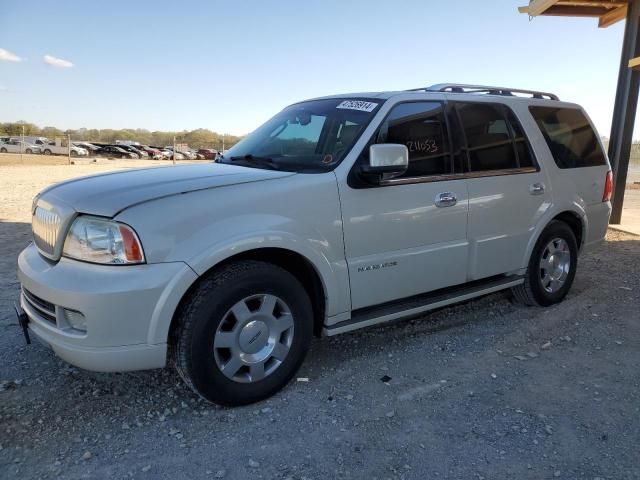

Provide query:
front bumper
left=17, top=243, right=198, bottom=372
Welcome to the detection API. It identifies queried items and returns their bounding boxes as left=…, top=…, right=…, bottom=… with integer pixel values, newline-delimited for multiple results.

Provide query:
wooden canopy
left=518, top=0, right=629, bottom=28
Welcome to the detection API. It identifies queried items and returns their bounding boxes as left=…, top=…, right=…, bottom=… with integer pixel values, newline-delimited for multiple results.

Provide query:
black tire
left=25, top=149, right=32, bottom=154
left=173, top=260, right=313, bottom=406
left=0, top=148, right=7, bottom=153
left=43, top=149, right=52, bottom=155
left=512, top=220, right=578, bottom=307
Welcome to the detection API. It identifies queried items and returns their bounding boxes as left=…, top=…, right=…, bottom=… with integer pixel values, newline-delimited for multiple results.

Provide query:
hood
left=39, top=163, right=295, bottom=217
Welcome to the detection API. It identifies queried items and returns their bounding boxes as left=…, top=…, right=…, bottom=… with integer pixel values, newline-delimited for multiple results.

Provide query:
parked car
left=74, top=142, right=101, bottom=154
left=95, top=145, right=138, bottom=159
left=41, top=140, right=88, bottom=156
left=137, top=146, right=163, bottom=159
left=197, top=148, right=217, bottom=160
left=107, top=144, right=147, bottom=158
left=17, top=84, right=612, bottom=406
left=179, top=150, right=197, bottom=160
left=0, top=139, right=42, bottom=154
left=160, top=147, right=184, bottom=160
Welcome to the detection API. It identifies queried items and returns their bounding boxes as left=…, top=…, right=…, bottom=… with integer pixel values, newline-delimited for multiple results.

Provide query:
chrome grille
left=32, top=206, right=61, bottom=257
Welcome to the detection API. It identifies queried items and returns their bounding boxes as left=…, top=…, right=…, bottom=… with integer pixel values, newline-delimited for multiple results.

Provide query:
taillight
left=603, top=170, right=613, bottom=202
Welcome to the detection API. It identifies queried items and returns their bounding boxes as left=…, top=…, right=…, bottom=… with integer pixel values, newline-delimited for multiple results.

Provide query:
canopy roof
left=518, top=0, right=629, bottom=27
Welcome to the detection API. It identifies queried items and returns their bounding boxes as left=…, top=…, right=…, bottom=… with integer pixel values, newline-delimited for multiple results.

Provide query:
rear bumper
left=17, top=243, right=198, bottom=372
left=583, top=201, right=611, bottom=253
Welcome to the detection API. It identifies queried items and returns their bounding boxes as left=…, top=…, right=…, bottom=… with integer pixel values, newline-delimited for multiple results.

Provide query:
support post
left=608, top=0, right=640, bottom=224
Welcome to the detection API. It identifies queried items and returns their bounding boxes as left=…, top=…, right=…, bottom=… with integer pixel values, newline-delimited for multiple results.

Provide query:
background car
left=197, top=148, right=217, bottom=160
left=95, top=145, right=138, bottom=159
left=0, top=139, right=42, bottom=154
left=74, top=142, right=101, bottom=155
left=106, top=144, right=145, bottom=158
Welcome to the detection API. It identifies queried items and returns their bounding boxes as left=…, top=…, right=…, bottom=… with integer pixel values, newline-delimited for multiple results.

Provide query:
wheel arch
left=522, top=207, right=586, bottom=271
left=168, top=247, right=328, bottom=353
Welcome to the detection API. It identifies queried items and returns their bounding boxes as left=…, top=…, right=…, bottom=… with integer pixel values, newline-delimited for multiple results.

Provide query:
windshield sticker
left=336, top=100, right=378, bottom=113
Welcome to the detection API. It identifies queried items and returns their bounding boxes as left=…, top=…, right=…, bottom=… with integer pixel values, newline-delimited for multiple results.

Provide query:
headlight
left=63, top=216, right=145, bottom=265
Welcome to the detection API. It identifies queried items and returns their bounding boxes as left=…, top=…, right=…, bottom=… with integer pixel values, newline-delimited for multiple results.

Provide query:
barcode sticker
left=336, top=100, right=378, bottom=112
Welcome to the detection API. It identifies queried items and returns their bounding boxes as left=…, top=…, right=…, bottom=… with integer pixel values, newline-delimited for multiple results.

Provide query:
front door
left=339, top=101, right=469, bottom=310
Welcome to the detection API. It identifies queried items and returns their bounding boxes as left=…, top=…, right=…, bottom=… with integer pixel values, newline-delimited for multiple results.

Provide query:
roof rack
left=407, top=83, right=559, bottom=101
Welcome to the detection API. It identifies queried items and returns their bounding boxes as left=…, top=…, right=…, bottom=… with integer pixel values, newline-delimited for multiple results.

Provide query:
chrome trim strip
left=380, top=167, right=539, bottom=186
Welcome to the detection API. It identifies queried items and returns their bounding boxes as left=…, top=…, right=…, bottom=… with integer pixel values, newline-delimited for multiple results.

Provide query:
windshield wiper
left=229, top=154, right=281, bottom=170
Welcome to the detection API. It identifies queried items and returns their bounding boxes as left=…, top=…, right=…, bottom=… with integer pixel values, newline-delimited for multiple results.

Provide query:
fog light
left=63, top=308, right=87, bottom=332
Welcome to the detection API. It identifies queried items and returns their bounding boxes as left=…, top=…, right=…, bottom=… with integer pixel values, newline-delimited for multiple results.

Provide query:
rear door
left=451, top=101, right=551, bottom=280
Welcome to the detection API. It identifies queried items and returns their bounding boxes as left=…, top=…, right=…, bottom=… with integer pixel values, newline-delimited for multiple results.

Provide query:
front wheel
left=173, top=260, right=313, bottom=406
left=25, top=148, right=33, bottom=154
left=512, top=220, right=578, bottom=306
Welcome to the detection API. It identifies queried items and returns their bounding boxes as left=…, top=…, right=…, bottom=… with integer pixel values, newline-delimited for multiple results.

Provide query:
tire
left=512, top=220, right=578, bottom=307
left=173, top=260, right=313, bottom=406
left=0, top=148, right=7, bottom=153
left=25, top=149, right=33, bottom=154
left=43, top=149, right=52, bottom=156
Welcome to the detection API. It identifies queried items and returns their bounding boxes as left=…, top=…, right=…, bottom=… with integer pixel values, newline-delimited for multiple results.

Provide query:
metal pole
left=173, top=135, right=176, bottom=165
left=20, top=125, right=24, bottom=164
left=608, top=0, right=640, bottom=224
left=67, top=134, right=71, bottom=165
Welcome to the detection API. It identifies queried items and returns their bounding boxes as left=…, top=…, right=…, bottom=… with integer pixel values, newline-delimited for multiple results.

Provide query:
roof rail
left=407, top=83, right=559, bottom=101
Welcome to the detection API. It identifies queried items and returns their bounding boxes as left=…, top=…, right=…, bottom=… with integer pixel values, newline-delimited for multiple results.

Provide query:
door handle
left=435, top=192, right=457, bottom=207
left=530, top=182, right=545, bottom=195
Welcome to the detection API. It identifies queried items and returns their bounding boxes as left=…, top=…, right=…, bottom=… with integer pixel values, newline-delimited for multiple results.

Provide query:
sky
left=0, top=0, right=629, bottom=137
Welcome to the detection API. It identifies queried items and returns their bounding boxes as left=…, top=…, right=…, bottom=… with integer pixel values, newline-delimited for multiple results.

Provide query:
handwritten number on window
left=406, top=139, right=438, bottom=154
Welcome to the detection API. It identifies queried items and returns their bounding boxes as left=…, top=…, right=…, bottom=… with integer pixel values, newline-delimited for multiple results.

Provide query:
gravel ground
left=1, top=163, right=639, bottom=480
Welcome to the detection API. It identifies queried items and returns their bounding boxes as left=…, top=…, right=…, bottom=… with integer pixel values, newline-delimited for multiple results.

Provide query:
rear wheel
left=173, top=260, right=313, bottom=406
left=1, top=148, right=7, bottom=153
left=43, top=149, right=52, bottom=155
left=512, top=220, right=578, bottom=306
left=25, top=148, right=33, bottom=154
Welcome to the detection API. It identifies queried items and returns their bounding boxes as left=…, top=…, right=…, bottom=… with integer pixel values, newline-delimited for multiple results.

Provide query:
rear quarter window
left=529, top=106, right=606, bottom=169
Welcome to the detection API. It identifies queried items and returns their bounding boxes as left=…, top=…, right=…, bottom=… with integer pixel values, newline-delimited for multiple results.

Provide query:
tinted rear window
left=529, top=106, right=606, bottom=169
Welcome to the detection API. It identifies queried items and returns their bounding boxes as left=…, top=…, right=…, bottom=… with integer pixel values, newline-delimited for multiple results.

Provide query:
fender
left=144, top=228, right=350, bottom=346
left=187, top=228, right=349, bottom=315
left=520, top=198, right=587, bottom=272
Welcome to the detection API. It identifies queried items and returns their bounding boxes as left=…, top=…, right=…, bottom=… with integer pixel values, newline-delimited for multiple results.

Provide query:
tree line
left=0, top=121, right=243, bottom=150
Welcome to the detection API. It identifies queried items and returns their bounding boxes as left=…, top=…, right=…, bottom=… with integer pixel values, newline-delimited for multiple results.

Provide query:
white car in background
left=41, top=140, right=88, bottom=157
left=0, top=139, right=42, bottom=154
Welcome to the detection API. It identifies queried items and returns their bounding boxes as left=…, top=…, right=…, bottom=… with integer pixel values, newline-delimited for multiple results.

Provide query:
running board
left=323, top=275, right=524, bottom=336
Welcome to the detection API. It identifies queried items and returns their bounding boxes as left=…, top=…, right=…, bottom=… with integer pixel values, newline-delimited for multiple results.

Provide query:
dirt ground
left=0, top=162, right=639, bottom=480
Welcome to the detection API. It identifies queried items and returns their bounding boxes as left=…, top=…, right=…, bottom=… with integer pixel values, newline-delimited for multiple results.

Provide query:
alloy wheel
left=213, top=294, right=294, bottom=383
left=539, top=237, right=571, bottom=293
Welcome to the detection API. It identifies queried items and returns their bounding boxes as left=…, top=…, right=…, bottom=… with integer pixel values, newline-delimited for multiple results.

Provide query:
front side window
left=219, top=98, right=382, bottom=172
left=529, top=106, right=606, bottom=169
left=379, top=102, right=451, bottom=178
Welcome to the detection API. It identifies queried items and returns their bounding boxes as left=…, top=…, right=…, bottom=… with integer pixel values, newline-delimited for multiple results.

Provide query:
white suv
left=17, top=84, right=612, bottom=405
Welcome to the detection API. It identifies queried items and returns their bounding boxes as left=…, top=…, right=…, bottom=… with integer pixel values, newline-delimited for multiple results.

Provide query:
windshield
left=219, top=98, right=382, bottom=172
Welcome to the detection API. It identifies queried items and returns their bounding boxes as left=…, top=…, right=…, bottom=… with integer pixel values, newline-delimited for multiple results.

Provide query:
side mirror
left=360, top=144, right=408, bottom=183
